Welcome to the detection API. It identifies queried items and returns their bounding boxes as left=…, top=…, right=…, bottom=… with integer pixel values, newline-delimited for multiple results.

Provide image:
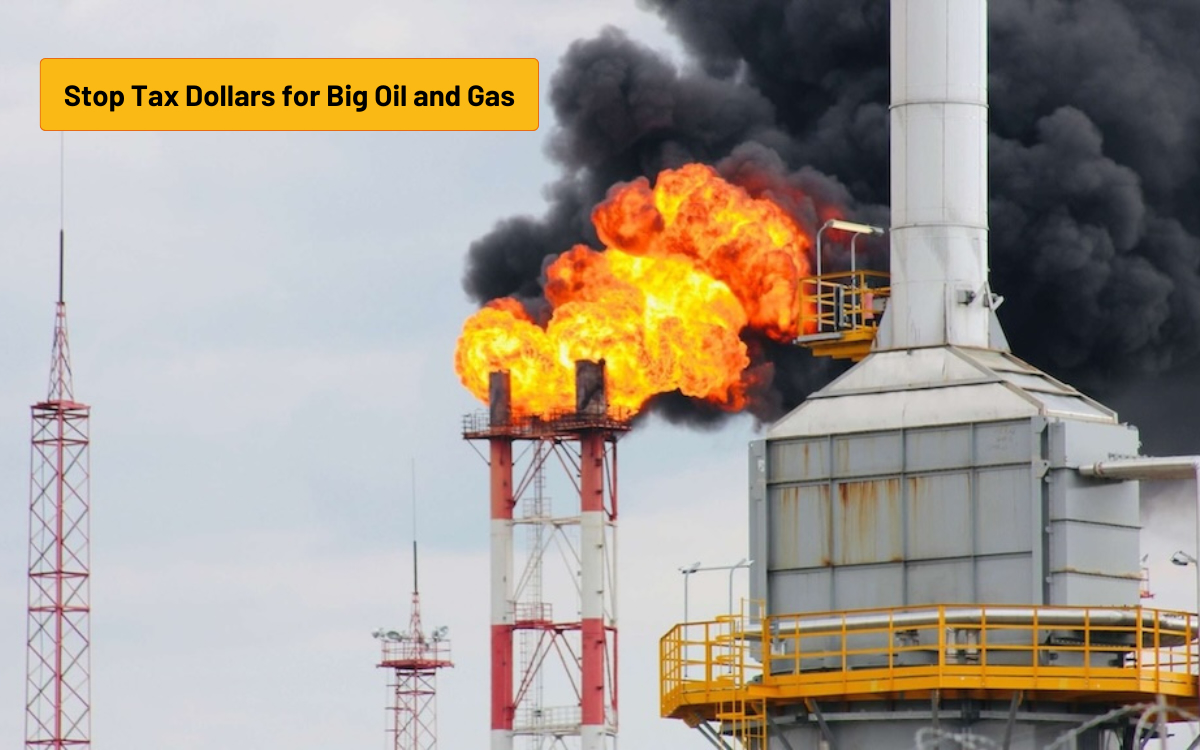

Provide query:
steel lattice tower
left=26, top=231, right=91, bottom=750
left=514, top=446, right=547, bottom=748
left=464, top=362, right=625, bottom=750
left=375, top=543, right=453, bottom=750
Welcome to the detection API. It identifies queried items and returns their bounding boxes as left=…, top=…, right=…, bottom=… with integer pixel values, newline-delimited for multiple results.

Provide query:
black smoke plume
left=461, top=2, right=1200, bottom=448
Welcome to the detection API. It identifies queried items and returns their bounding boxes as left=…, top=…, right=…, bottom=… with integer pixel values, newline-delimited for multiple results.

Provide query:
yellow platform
left=661, top=604, right=1199, bottom=724
left=793, top=271, right=889, bottom=362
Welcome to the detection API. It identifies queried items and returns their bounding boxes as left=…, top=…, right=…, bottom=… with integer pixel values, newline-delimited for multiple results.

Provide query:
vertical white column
left=887, top=0, right=990, bottom=348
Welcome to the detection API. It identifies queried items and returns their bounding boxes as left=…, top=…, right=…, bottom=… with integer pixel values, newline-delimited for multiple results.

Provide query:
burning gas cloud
left=460, top=2, right=1200, bottom=444
left=454, top=164, right=821, bottom=417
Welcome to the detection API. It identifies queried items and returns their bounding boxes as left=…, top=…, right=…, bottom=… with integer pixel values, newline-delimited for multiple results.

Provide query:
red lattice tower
left=375, top=543, right=453, bottom=750
left=26, top=233, right=91, bottom=750
left=464, top=361, right=625, bottom=750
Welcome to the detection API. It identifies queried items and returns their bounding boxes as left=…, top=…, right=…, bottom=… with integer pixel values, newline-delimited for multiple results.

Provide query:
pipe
left=1078, top=456, right=1200, bottom=482
left=886, top=0, right=991, bottom=349
left=1079, top=456, right=1200, bottom=704
left=580, top=430, right=607, bottom=750
left=1079, top=458, right=1200, bottom=615
left=765, top=606, right=1194, bottom=645
left=577, top=360, right=612, bottom=750
left=489, top=437, right=515, bottom=750
left=488, top=371, right=515, bottom=750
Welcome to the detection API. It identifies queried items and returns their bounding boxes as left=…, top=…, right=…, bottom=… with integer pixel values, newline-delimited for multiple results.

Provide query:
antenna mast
left=412, top=459, right=418, bottom=597
left=58, top=133, right=64, bottom=305
left=373, top=461, right=452, bottom=750
left=27, top=134, right=92, bottom=750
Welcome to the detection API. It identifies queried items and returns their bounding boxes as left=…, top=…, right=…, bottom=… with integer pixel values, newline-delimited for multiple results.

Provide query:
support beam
left=489, top=435, right=514, bottom=750
left=931, top=690, right=941, bottom=750
left=580, top=429, right=607, bottom=749
left=489, top=373, right=515, bottom=750
left=765, top=711, right=799, bottom=750
left=805, top=699, right=839, bottom=750
left=696, top=722, right=734, bottom=750
left=1002, top=691, right=1022, bottom=750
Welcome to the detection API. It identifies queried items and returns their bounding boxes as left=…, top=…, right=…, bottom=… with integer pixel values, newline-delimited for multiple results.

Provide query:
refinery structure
left=656, top=0, right=1200, bottom=748
left=463, top=363, right=626, bottom=750
left=16, top=2, right=1200, bottom=750
left=453, top=0, right=1200, bottom=746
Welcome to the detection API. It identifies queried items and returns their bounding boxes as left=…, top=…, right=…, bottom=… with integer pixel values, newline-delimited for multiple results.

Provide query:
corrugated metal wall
left=752, top=417, right=1141, bottom=616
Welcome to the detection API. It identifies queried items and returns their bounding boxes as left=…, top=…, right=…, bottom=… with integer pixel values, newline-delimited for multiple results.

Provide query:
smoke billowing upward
left=461, top=1, right=1200, bottom=448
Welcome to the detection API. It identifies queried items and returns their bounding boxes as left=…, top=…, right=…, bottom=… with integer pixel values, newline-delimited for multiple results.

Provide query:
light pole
left=679, top=558, right=755, bottom=618
left=1172, top=548, right=1200, bottom=730
left=814, top=219, right=887, bottom=332
left=1172, top=550, right=1200, bottom=636
left=725, top=557, right=753, bottom=617
left=815, top=219, right=887, bottom=279
left=679, top=561, right=701, bottom=624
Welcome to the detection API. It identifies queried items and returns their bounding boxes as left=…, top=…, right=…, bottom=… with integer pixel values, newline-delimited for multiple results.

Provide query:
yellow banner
left=40, top=58, right=539, bottom=131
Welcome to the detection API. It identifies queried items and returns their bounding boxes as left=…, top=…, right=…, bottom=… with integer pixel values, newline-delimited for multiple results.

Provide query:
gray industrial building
left=660, top=0, right=1199, bottom=747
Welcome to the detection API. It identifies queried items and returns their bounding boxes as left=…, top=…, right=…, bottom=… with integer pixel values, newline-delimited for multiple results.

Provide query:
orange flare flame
left=454, top=164, right=816, bottom=418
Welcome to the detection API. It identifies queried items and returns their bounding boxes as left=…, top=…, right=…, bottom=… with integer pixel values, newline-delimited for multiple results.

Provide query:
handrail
left=797, top=270, right=890, bottom=336
left=660, top=604, right=1199, bottom=720
left=766, top=606, right=1194, bottom=642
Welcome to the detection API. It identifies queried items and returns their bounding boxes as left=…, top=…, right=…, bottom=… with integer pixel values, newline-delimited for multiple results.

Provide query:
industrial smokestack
left=488, top=371, right=512, bottom=426
left=574, top=360, right=607, bottom=416
left=884, top=0, right=991, bottom=349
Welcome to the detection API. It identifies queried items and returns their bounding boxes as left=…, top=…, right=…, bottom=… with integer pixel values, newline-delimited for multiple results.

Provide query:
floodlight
left=825, top=219, right=886, bottom=236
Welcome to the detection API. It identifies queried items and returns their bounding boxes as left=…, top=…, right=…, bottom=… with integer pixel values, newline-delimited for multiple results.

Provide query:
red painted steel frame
left=27, top=302, right=91, bottom=750
left=378, top=588, right=453, bottom=750
left=579, top=431, right=606, bottom=734
left=470, top=419, right=622, bottom=750
left=490, top=437, right=515, bottom=737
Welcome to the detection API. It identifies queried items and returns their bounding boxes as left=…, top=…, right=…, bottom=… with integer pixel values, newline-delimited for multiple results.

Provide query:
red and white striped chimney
left=487, top=373, right=515, bottom=750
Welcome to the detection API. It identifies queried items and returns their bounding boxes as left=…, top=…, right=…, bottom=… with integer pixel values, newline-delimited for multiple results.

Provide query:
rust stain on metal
left=816, top=485, right=831, bottom=567
left=907, top=474, right=975, bottom=559
left=777, top=484, right=833, bottom=568
left=834, top=440, right=851, bottom=477
left=837, top=479, right=901, bottom=565
left=908, top=475, right=946, bottom=559
left=1057, top=566, right=1143, bottom=581
left=778, top=486, right=798, bottom=568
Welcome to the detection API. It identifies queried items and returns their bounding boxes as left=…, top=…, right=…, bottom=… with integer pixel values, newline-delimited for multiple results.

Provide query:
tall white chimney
left=885, top=0, right=991, bottom=348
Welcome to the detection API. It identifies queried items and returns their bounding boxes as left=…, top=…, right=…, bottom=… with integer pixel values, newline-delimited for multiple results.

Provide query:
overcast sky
left=2, top=2, right=1198, bottom=749
left=0, top=1, right=769, bottom=748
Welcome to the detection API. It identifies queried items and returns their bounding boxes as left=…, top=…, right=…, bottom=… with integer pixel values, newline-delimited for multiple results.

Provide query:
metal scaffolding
left=465, top=363, right=627, bottom=750
left=375, top=543, right=453, bottom=750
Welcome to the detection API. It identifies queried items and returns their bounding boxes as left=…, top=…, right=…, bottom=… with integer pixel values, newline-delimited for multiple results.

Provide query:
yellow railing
left=794, top=270, right=890, bottom=361
left=660, top=614, right=762, bottom=722
left=800, top=270, right=890, bottom=334
left=661, top=605, right=769, bottom=746
left=661, top=604, right=1199, bottom=721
